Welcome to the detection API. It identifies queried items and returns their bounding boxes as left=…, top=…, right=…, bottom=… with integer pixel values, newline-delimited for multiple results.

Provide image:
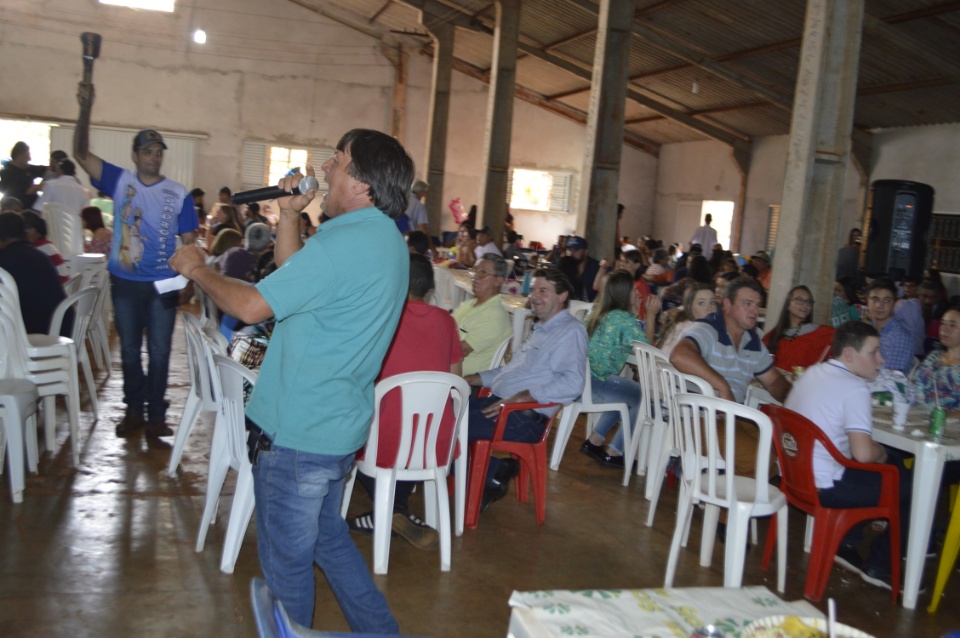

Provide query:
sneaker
left=834, top=545, right=864, bottom=576
left=115, top=411, right=145, bottom=437
left=348, top=512, right=398, bottom=538
left=392, top=511, right=439, bottom=550
left=145, top=421, right=174, bottom=438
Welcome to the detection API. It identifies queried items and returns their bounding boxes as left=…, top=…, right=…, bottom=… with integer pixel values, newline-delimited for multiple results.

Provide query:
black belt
left=246, top=417, right=273, bottom=466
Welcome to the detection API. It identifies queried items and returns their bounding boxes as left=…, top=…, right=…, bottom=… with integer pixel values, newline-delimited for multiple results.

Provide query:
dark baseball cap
left=567, top=235, right=588, bottom=249
left=133, top=129, right=167, bottom=151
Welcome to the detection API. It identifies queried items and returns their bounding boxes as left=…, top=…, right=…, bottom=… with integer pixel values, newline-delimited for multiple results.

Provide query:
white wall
left=654, top=136, right=863, bottom=257
left=1, top=0, right=397, bottom=201
left=871, top=123, right=960, bottom=215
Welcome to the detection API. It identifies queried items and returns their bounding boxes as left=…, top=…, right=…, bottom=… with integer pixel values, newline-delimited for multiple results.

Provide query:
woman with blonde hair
left=656, top=282, right=716, bottom=356
left=581, top=270, right=659, bottom=468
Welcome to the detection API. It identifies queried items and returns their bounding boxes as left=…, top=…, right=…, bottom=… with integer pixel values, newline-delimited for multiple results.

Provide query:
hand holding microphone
left=232, top=165, right=319, bottom=210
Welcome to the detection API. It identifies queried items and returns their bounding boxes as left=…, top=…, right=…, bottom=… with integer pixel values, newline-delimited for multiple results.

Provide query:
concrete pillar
left=769, top=0, right=864, bottom=323
left=422, top=13, right=455, bottom=241
left=477, top=0, right=520, bottom=248
left=579, top=0, right=636, bottom=262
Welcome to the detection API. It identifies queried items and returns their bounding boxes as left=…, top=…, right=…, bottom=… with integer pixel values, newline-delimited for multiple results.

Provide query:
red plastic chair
left=465, top=390, right=558, bottom=528
left=759, top=404, right=900, bottom=603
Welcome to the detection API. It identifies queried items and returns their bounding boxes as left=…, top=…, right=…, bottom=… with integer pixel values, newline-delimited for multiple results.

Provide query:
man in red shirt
left=348, top=253, right=464, bottom=549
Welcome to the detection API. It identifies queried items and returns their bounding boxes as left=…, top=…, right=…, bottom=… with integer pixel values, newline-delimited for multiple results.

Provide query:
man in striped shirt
left=671, top=276, right=791, bottom=475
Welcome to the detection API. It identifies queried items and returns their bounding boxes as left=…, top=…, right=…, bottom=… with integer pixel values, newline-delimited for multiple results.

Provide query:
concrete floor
left=2, top=308, right=960, bottom=637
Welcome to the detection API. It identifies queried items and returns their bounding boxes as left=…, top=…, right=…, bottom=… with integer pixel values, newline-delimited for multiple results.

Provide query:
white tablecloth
left=507, top=586, right=822, bottom=638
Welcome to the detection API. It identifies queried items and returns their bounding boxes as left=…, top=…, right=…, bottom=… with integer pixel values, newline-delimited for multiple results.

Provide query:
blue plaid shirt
left=874, top=315, right=915, bottom=376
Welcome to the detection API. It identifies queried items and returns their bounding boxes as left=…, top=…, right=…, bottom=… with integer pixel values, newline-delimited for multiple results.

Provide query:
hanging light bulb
left=692, top=80, right=700, bottom=95
left=193, top=29, right=207, bottom=44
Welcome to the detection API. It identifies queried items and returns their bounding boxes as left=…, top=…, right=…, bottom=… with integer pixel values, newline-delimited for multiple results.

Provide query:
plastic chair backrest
left=568, top=300, right=594, bottom=325
left=760, top=404, right=842, bottom=511
left=49, top=287, right=97, bottom=343
left=0, top=304, right=30, bottom=380
left=43, top=202, right=85, bottom=257
left=0, top=303, right=32, bottom=375
left=634, top=341, right=669, bottom=423
left=674, top=393, right=775, bottom=508
left=488, top=336, right=511, bottom=370
left=183, top=313, right=222, bottom=409
left=509, top=306, right=533, bottom=354
left=359, top=371, right=469, bottom=474
left=213, top=355, right=258, bottom=468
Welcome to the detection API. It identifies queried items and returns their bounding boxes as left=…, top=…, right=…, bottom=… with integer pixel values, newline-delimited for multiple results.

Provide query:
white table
left=507, top=585, right=822, bottom=638
left=872, top=405, right=960, bottom=609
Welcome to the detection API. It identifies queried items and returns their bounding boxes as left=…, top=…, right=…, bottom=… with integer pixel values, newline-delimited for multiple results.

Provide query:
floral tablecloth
left=507, top=586, right=822, bottom=638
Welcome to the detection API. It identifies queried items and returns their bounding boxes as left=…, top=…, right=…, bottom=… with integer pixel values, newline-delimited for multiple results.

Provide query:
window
left=506, top=168, right=574, bottom=214
left=766, top=205, right=780, bottom=252
left=242, top=141, right=335, bottom=192
left=100, top=0, right=174, bottom=11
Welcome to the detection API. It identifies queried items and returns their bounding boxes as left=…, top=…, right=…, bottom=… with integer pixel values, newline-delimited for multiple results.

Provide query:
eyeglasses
left=868, top=296, right=895, bottom=305
left=790, top=297, right=813, bottom=306
left=475, top=270, right=498, bottom=280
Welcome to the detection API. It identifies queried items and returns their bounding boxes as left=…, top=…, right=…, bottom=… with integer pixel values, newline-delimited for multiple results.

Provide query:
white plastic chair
left=195, top=285, right=221, bottom=333
left=549, top=358, right=632, bottom=472
left=340, top=371, right=470, bottom=575
left=488, top=336, right=512, bottom=370
left=568, top=300, right=594, bottom=325
left=49, top=287, right=99, bottom=420
left=196, top=355, right=258, bottom=574
left=42, top=202, right=85, bottom=259
left=508, top=306, right=533, bottom=355
left=86, top=268, right=112, bottom=371
left=168, top=313, right=225, bottom=477
left=0, top=308, right=40, bottom=504
left=626, top=341, right=669, bottom=487
left=645, top=362, right=715, bottom=528
left=0, top=275, right=82, bottom=466
left=663, top=393, right=787, bottom=592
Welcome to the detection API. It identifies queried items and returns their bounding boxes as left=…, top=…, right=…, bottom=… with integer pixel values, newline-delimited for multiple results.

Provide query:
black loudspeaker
left=863, top=179, right=935, bottom=280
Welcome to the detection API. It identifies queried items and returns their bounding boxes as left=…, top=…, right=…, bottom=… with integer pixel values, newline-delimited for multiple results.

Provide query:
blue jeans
left=252, top=444, right=398, bottom=633
left=589, top=375, right=641, bottom=455
left=468, top=396, right=548, bottom=485
left=110, top=275, right=178, bottom=422
left=819, top=446, right=912, bottom=572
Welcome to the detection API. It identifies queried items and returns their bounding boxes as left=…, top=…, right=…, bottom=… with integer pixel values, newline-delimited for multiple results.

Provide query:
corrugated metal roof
left=311, top=0, right=960, bottom=152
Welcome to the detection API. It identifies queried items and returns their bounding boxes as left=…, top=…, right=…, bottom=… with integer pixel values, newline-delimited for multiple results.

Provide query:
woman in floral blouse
left=912, top=306, right=960, bottom=414
left=581, top=270, right=660, bottom=468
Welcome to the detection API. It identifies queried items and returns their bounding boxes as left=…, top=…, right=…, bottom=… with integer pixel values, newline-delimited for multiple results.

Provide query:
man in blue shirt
left=75, top=83, right=198, bottom=437
left=170, top=129, right=413, bottom=633
left=465, top=268, right=588, bottom=510
left=865, top=278, right=915, bottom=376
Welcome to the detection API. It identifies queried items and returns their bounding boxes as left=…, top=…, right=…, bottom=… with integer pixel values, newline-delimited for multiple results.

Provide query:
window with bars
left=241, top=141, right=335, bottom=192
left=506, top=168, right=574, bottom=214
left=766, top=205, right=780, bottom=252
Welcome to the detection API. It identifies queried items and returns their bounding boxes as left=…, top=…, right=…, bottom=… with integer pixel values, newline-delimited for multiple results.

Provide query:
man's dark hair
left=866, top=277, right=897, bottom=298
left=190, top=187, right=205, bottom=198
left=408, top=253, right=435, bottom=299
left=10, top=142, right=28, bottom=160
left=406, top=230, right=430, bottom=255
left=247, top=202, right=260, bottom=215
left=652, top=248, right=668, bottom=263
left=0, top=211, right=26, bottom=242
left=20, top=210, right=47, bottom=237
left=219, top=186, right=232, bottom=197
left=505, top=229, right=519, bottom=244
left=687, top=255, right=713, bottom=284
left=58, top=159, right=76, bottom=176
left=533, top=267, right=574, bottom=305
left=689, top=243, right=703, bottom=255
left=704, top=213, right=713, bottom=224
left=481, top=253, right=509, bottom=278
left=723, top=276, right=764, bottom=304
left=718, top=270, right=740, bottom=283
left=337, top=128, right=414, bottom=220
left=833, top=320, right=879, bottom=357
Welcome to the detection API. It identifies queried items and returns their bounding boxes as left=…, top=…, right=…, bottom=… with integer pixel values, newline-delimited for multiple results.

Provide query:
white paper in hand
left=154, top=275, right=189, bottom=294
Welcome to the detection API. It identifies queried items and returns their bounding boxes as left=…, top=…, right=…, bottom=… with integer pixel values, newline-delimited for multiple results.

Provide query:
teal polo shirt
left=682, top=311, right=773, bottom=403
left=245, top=206, right=408, bottom=455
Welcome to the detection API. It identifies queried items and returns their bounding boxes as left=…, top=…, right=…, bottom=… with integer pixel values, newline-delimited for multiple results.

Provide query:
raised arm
left=274, top=167, right=317, bottom=266
left=74, top=82, right=103, bottom=182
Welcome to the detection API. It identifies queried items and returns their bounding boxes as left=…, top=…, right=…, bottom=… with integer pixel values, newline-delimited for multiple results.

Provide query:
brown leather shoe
left=115, top=411, right=145, bottom=437
left=145, top=421, right=174, bottom=438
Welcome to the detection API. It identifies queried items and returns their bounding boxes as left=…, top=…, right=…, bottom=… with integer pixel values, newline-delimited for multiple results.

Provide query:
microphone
left=231, top=175, right=319, bottom=206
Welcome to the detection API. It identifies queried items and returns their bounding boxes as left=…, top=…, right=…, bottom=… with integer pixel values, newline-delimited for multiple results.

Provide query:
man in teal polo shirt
left=170, top=129, right=413, bottom=632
